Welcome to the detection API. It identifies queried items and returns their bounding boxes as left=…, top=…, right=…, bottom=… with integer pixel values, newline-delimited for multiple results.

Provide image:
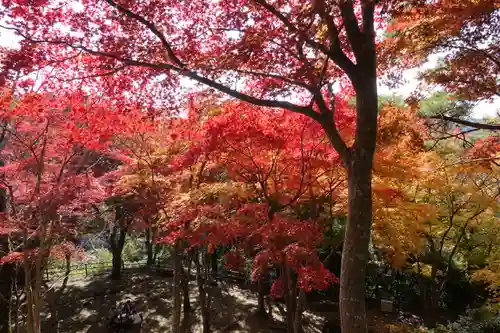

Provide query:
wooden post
left=85, top=264, right=88, bottom=277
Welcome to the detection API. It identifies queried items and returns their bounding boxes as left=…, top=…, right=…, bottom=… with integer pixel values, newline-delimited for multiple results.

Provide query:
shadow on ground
left=50, top=268, right=327, bottom=333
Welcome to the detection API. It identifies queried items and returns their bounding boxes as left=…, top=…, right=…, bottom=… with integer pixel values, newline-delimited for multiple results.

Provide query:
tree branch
left=314, top=90, right=349, bottom=161
left=429, top=115, right=500, bottom=130
left=102, top=0, right=185, bottom=67
left=7, top=28, right=322, bottom=121
left=253, top=0, right=357, bottom=80
left=339, top=0, right=363, bottom=58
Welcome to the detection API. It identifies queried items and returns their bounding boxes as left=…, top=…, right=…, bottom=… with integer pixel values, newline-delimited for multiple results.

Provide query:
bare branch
left=253, top=0, right=357, bottom=80
left=102, top=0, right=185, bottom=67
left=313, top=90, right=349, bottom=161
left=429, top=115, right=500, bottom=130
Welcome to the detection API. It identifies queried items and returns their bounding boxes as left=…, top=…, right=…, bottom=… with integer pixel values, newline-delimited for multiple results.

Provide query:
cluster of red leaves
left=0, top=88, right=147, bottom=263
left=157, top=100, right=349, bottom=294
left=0, top=242, right=85, bottom=264
left=223, top=250, right=246, bottom=271
left=466, top=135, right=500, bottom=162
left=269, top=263, right=338, bottom=299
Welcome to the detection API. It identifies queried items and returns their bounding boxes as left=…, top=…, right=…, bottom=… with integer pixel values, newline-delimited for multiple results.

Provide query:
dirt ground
left=51, top=269, right=329, bottom=333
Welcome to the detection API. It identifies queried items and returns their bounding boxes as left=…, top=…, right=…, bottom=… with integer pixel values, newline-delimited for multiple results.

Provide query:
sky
left=0, top=27, right=498, bottom=119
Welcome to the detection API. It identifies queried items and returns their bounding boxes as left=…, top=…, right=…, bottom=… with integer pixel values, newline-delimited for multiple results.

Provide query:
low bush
left=433, top=307, right=500, bottom=333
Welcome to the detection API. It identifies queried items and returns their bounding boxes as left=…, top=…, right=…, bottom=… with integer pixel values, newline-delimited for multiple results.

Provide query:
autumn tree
left=370, top=103, right=436, bottom=268
left=0, top=88, right=143, bottom=333
left=109, top=117, right=184, bottom=278
left=177, top=100, right=346, bottom=332
left=7, top=0, right=486, bottom=329
left=384, top=0, right=500, bottom=131
left=413, top=155, right=498, bottom=325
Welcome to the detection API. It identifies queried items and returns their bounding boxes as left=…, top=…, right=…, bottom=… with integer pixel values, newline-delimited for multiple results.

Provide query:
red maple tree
left=0, top=87, right=146, bottom=333
left=0, top=1, right=390, bottom=331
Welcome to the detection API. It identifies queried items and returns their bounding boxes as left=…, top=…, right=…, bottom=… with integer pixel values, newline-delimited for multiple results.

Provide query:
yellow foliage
left=371, top=105, right=433, bottom=266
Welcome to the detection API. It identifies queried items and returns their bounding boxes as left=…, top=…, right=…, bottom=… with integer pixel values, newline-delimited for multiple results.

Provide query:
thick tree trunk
left=111, top=251, right=122, bottom=280
left=338, top=78, right=378, bottom=333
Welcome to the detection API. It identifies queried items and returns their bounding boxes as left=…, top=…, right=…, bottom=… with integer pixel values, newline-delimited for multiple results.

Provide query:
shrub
left=122, top=238, right=145, bottom=262
left=433, top=307, right=500, bottom=333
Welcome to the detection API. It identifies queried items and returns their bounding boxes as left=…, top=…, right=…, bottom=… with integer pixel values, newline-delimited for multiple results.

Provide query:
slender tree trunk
left=293, top=289, right=306, bottom=333
left=33, top=239, right=47, bottom=333
left=267, top=294, right=273, bottom=322
left=13, top=267, right=21, bottom=333
left=0, top=181, right=11, bottom=333
left=111, top=248, right=122, bottom=280
left=282, top=256, right=294, bottom=333
left=172, top=244, right=182, bottom=333
left=210, top=249, right=218, bottom=280
left=417, top=258, right=427, bottom=315
left=22, top=229, right=36, bottom=333
left=182, top=251, right=193, bottom=313
left=153, top=243, right=160, bottom=266
left=196, top=250, right=210, bottom=333
left=0, top=256, right=12, bottom=333
left=425, top=263, right=440, bottom=327
left=257, top=276, right=267, bottom=316
left=145, top=228, right=154, bottom=267
left=290, top=276, right=297, bottom=320
left=181, top=262, right=191, bottom=313
left=111, top=228, right=126, bottom=280
left=338, top=76, right=378, bottom=333
left=47, top=254, right=70, bottom=333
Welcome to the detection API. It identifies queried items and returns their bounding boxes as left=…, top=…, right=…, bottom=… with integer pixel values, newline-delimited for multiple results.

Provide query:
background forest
left=0, top=1, right=498, bottom=333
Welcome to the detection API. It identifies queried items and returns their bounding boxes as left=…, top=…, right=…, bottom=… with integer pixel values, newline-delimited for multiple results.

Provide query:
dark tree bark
left=257, top=276, right=267, bottom=316
left=429, top=115, right=500, bottom=131
left=145, top=228, right=154, bottom=267
left=196, top=250, right=211, bottom=333
left=110, top=227, right=126, bottom=280
left=293, top=289, right=306, bottom=333
left=281, top=256, right=294, bottom=333
left=0, top=249, right=11, bottom=333
left=46, top=254, right=71, bottom=332
left=210, top=249, right=218, bottom=279
left=172, top=243, right=182, bottom=333
left=152, top=243, right=160, bottom=266
left=109, top=206, right=128, bottom=280
left=425, top=263, right=440, bottom=327
left=337, top=82, right=378, bottom=333
left=182, top=250, right=194, bottom=313
left=0, top=164, right=12, bottom=333
left=180, top=252, right=192, bottom=314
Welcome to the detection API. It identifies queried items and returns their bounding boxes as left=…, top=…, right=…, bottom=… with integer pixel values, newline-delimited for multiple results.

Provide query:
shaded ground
left=51, top=268, right=327, bottom=333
